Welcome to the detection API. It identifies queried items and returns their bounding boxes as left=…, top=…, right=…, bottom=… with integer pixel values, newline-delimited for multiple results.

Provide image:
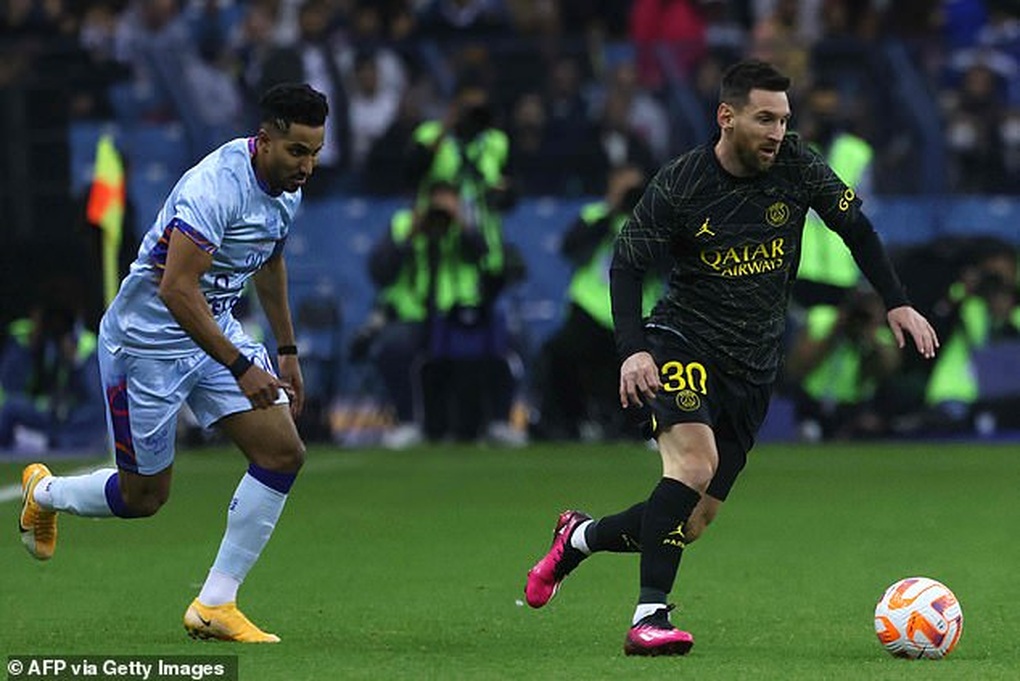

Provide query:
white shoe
left=381, top=423, right=424, bottom=450
left=487, top=421, right=528, bottom=448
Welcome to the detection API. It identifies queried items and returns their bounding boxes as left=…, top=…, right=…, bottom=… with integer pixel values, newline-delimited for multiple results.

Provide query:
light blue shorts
left=98, top=334, right=287, bottom=475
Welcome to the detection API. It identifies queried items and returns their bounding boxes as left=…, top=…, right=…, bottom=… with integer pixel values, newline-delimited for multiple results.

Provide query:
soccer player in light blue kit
left=18, top=83, right=328, bottom=643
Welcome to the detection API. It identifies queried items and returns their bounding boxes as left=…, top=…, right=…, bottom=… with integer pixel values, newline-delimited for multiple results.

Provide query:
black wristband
left=228, top=354, right=253, bottom=379
left=276, top=344, right=298, bottom=356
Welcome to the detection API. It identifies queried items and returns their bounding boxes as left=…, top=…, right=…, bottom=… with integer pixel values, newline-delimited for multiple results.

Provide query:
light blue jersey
left=101, top=137, right=301, bottom=358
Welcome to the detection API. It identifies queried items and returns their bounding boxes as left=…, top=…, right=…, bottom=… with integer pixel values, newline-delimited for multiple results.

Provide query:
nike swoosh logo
left=198, top=615, right=213, bottom=627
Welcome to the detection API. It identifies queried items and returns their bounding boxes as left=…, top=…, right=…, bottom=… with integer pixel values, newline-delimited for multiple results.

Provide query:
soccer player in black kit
left=523, top=60, right=940, bottom=656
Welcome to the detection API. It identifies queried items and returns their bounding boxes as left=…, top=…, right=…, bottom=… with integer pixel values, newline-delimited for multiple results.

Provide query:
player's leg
left=19, top=349, right=180, bottom=560
left=183, top=341, right=302, bottom=642
left=684, top=493, right=723, bottom=544
left=183, top=404, right=301, bottom=643
left=622, top=421, right=715, bottom=656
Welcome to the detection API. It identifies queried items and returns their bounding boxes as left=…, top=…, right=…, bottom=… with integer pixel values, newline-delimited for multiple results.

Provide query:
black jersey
left=612, top=132, right=905, bottom=384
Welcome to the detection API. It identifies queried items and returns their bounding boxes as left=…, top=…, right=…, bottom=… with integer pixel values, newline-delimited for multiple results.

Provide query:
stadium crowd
left=1, top=0, right=1018, bottom=451
left=4, top=0, right=1020, bottom=194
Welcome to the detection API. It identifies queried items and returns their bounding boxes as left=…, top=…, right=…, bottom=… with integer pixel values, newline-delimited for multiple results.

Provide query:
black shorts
left=641, top=329, right=773, bottom=501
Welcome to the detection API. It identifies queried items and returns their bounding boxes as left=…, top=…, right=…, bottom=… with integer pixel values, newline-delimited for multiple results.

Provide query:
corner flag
left=86, top=133, right=125, bottom=307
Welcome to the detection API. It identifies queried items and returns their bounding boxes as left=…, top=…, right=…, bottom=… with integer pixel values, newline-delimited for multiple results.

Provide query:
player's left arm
left=252, top=252, right=304, bottom=418
left=804, top=152, right=939, bottom=359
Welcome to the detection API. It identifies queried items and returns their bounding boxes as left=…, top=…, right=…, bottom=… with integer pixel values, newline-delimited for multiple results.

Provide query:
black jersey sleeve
left=839, top=211, right=910, bottom=309
left=801, top=143, right=910, bottom=309
left=611, top=162, right=680, bottom=358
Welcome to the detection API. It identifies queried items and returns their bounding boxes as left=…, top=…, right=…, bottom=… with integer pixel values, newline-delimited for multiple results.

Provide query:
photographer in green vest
left=925, top=249, right=1020, bottom=433
left=358, top=181, right=488, bottom=448
left=405, top=76, right=524, bottom=445
left=406, top=76, right=518, bottom=292
left=785, top=290, right=901, bottom=441
left=532, top=165, right=659, bottom=441
left=1, top=294, right=106, bottom=451
left=793, top=85, right=874, bottom=308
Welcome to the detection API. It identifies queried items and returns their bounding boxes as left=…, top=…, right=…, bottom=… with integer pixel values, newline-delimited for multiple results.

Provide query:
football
left=874, top=577, right=963, bottom=659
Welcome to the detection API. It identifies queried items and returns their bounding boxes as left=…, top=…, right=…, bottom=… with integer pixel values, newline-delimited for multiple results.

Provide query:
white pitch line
left=0, top=464, right=104, bottom=504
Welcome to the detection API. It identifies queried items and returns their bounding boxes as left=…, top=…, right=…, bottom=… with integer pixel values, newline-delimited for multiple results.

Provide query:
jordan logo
left=695, top=218, right=715, bottom=237
left=663, top=523, right=688, bottom=548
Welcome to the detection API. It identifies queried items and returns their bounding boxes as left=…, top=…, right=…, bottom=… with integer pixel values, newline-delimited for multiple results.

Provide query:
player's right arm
left=158, top=229, right=282, bottom=409
left=610, top=162, right=680, bottom=407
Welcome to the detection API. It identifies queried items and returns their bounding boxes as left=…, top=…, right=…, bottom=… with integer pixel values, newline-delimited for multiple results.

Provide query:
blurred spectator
left=355, top=181, right=490, bottom=446
left=558, top=0, right=633, bottom=41
left=978, top=2, right=1020, bottom=102
left=592, top=87, right=657, bottom=186
left=507, top=92, right=560, bottom=195
left=231, top=0, right=280, bottom=119
left=701, top=0, right=748, bottom=59
left=750, top=0, right=811, bottom=95
left=749, top=0, right=824, bottom=42
left=925, top=247, right=1020, bottom=430
left=258, top=0, right=351, bottom=196
left=944, top=63, right=1009, bottom=192
left=629, top=0, right=707, bottom=88
left=361, top=89, right=426, bottom=195
left=0, top=292, right=105, bottom=452
left=182, top=2, right=244, bottom=131
left=785, top=290, right=901, bottom=441
left=113, top=0, right=190, bottom=72
left=74, top=1, right=133, bottom=120
left=345, top=47, right=403, bottom=173
left=603, top=60, right=672, bottom=162
left=542, top=55, right=600, bottom=194
left=336, top=2, right=411, bottom=96
left=531, top=164, right=657, bottom=441
left=416, top=0, right=514, bottom=42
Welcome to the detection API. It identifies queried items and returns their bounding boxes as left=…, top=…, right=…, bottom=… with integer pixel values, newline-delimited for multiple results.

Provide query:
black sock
left=638, top=478, right=701, bottom=604
left=586, top=502, right=645, bottom=553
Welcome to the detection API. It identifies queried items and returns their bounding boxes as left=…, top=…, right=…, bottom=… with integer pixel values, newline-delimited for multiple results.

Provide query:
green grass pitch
left=3, top=441, right=1019, bottom=680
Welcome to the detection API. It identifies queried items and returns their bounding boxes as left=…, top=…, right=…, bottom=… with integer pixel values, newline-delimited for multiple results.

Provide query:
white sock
left=633, top=602, right=668, bottom=626
left=200, top=473, right=287, bottom=605
left=41, top=469, right=117, bottom=517
left=198, top=569, right=241, bottom=606
left=570, top=519, right=593, bottom=555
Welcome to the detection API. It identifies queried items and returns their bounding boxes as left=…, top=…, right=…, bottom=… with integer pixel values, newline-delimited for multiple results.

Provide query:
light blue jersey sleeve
left=169, top=165, right=246, bottom=254
left=101, top=138, right=300, bottom=358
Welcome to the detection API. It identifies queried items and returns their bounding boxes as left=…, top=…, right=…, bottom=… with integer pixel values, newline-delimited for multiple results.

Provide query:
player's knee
left=665, top=455, right=715, bottom=492
left=261, top=438, right=306, bottom=473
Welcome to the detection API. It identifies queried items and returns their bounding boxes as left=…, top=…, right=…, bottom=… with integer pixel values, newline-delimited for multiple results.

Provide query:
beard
left=735, top=138, right=777, bottom=175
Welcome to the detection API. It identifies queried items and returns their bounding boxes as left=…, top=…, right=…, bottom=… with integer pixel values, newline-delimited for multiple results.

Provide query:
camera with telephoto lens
left=420, top=205, right=455, bottom=237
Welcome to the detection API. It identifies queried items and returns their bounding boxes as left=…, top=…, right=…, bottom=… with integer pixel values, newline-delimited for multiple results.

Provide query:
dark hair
left=719, top=59, right=791, bottom=108
left=259, top=83, right=328, bottom=131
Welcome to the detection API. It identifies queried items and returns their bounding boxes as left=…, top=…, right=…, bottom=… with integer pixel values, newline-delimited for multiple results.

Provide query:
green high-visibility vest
left=801, top=305, right=893, bottom=404
left=1, top=318, right=97, bottom=410
left=925, top=296, right=1020, bottom=405
left=379, top=210, right=483, bottom=322
left=413, top=121, right=509, bottom=275
left=567, top=202, right=659, bottom=330
left=799, top=133, right=873, bottom=288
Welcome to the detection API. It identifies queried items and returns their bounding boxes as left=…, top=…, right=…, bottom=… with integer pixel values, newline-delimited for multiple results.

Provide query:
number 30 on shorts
left=660, top=360, right=708, bottom=395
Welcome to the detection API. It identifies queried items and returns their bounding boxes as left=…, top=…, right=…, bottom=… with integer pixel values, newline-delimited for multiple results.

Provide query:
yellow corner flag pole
left=86, top=134, right=125, bottom=308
